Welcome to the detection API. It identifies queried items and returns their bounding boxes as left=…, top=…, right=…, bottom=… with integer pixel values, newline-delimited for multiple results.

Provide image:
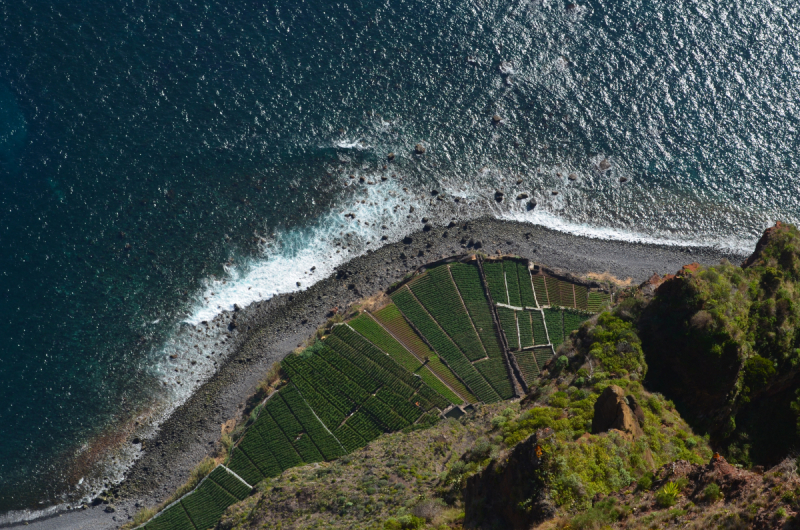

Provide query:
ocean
left=1, top=0, right=798, bottom=521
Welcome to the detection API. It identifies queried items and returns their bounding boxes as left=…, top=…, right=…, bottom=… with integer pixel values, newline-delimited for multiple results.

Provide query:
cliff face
left=463, top=429, right=555, bottom=529
left=637, top=222, right=800, bottom=465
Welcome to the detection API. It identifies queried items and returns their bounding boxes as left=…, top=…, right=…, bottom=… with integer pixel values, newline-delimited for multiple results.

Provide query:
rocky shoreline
left=18, top=217, right=744, bottom=530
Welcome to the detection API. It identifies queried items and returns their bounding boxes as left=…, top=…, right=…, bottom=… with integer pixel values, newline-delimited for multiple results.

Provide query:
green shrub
left=637, top=472, right=655, bottom=491
left=742, top=355, right=776, bottom=395
left=656, top=481, right=681, bottom=507
left=568, top=498, right=629, bottom=529
left=584, top=313, right=647, bottom=376
left=703, top=482, right=723, bottom=502
left=555, top=355, right=569, bottom=373
left=646, top=396, right=663, bottom=415
left=384, top=514, right=426, bottom=529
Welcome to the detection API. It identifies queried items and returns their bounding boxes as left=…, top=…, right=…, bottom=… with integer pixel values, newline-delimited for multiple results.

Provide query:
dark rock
left=568, top=173, right=578, bottom=181
left=409, top=206, right=415, bottom=213
left=516, top=193, right=529, bottom=200
left=423, top=223, right=433, bottom=232
left=464, top=429, right=557, bottom=529
left=442, top=231, right=448, bottom=238
left=403, top=236, right=413, bottom=244
left=551, top=191, right=559, bottom=196
left=104, top=505, right=116, bottom=513
left=527, top=201, right=537, bottom=211
left=132, top=437, right=141, bottom=444
left=431, top=190, right=439, bottom=196
left=421, top=217, right=429, bottom=223
left=359, top=176, right=365, bottom=183
left=492, top=114, right=502, bottom=124
left=381, top=235, right=388, bottom=240
left=494, top=190, right=505, bottom=202
left=619, top=176, right=628, bottom=183
left=626, top=395, right=646, bottom=427
left=447, top=221, right=457, bottom=228
left=387, top=152, right=395, bottom=160
left=399, top=252, right=407, bottom=260
left=598, top=158, right=611, bottom=171
left=414, top=143, right=426, bottom=154
left=473, top=240, right=483, bottom=249
left=233, top=304, right=241, bottom=312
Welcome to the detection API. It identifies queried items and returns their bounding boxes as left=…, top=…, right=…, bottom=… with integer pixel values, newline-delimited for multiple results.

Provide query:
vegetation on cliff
left=638, top=222, right=800, bottom=466
left=133, top=224, right=800, bottom=529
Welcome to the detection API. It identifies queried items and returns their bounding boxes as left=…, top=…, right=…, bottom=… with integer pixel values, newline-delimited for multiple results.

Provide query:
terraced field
left=141, top=256, right=609, bottom=530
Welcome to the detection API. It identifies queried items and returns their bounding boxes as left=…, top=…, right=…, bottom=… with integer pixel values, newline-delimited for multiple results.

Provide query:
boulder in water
left=414, top=143, right=426, bottom=154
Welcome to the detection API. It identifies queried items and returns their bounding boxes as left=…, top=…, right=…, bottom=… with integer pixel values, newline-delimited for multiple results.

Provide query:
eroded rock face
left=592, top=385, right=644, bottom=439
left=463, top=429, right=556, bottom=529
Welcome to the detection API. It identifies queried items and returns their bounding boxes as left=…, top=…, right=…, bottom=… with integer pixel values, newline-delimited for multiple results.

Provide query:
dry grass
left=585, top=271, right=633, bottom=287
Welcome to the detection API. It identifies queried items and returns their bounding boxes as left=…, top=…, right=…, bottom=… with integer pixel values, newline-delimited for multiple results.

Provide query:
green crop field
left=534, top=346, right=554, bottom=371
left=560, top=282, right=576, bottom=308
left=517, top=263, right=537, bottom=308
left=208, top=466, right=252, bottom=500
left=575, top=285, right=588, bottom=310
left=532, top=275, right=549, bottom=306
left=588, top=291, right=611, bottom=312
left=530, top=310, right=547, bottom=345
left=142, top=256, right=608, bottom=530
left=449, top=263, right=505, bottom=360
left=503, top=260, right=522, bottom=307
left=496, top=306, right=519, bottom=350
left=513, top=350, right=540, bottom=386
left=546, top=277, right=564, bottom=307
left=144, top=502, right=195, bottom=530
left=391, top=288, right=500, bottom=403
left=563, top=309, right=589, bottom=339
left=518, top=311, right=534, bottom=349
left=482, top=260, right=508, bottom=304
left=474, top=358, right=515, bottom=399
left=181, top=477, right=239, bottom=530
left=544, top=308, right=564, bottom=349
left=409, top=267, right=487, bottom=362
left=373, top=304, right=475, bottom=403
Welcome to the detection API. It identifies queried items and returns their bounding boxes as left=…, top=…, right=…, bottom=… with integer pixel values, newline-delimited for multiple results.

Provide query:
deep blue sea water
left=1, top=0, right=799, bottom=520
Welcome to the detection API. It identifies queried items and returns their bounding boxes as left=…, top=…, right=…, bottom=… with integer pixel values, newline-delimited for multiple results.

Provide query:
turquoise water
left=1, top=0, right=798, bottom=518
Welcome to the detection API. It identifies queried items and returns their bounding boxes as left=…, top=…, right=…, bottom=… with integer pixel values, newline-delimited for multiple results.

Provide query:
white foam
left=185, top=178, right=421, bottom=325
left=18, top=160, right=759, bottom=526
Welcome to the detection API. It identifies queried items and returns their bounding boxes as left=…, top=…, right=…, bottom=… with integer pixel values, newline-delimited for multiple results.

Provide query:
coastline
left=16, top=217, right=745, bottom=529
